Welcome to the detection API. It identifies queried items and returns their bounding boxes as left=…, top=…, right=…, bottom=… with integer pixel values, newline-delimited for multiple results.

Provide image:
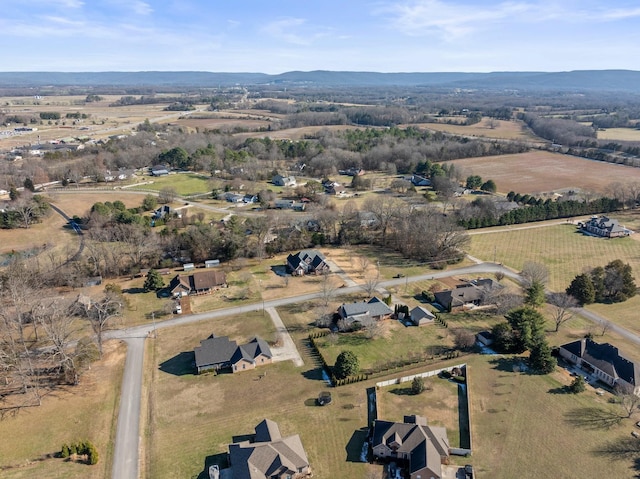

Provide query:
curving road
left=107, top=260, right=640, bottom=479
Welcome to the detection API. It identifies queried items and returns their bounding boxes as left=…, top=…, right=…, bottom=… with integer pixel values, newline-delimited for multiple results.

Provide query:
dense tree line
left=458, top=194, right=621, bottom=229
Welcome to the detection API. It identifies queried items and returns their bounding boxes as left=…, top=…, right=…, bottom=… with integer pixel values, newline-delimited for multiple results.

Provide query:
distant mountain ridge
left=1, top=70, right=639, bottom=92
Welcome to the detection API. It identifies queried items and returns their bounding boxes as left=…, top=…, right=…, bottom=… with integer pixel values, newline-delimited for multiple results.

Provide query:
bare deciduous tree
left=74, top=291, right=122, bottom=357
left=520, top=261, right=549, bottom=288
left=615, top=383, right=640, bottom=418
left=547, top=292, right=578, bottom=332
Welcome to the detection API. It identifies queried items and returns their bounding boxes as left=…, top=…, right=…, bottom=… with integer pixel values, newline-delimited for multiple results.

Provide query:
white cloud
left=262, top=18, right=311, bottom=45
left=380, top=0, right=640, bottom=39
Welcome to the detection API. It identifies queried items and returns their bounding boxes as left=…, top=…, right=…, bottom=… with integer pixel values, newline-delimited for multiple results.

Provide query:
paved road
left=111, top=337, right=145, bottom=479
left=106, top=259, right=640, bottom=479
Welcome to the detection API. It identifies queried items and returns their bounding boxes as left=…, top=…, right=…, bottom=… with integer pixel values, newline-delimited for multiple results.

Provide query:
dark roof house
left=581, top=215, right=631, bottom=238
left=286, top=249, right=330, bottom=276
left=559, top=338, right=640, bottom=394
left=169, top=270, right=227, bottom=296
left=371, top=415, right=450, bottom=479
left=228, top=419, right=311, bottom=479
left=434, top=278, right=496, bottom=311
left=194, top=335, right=272, bottom=374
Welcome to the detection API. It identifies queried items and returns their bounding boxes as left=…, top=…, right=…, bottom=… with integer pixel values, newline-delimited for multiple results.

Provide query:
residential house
left=411, top=174, right=431, bottom=187
left=409, top=306, right=435, bottom=326
left=272, top=174, right=296, bottom=187
left=286, top=249, right=330, bottom=276
left=581, top=215, right=631, bottom=238
left=434, top=278, right=496, bottom=311
left=168, top=270, right=227, bottom=297
left=227, top=419, right=311, bottom=479
left=243, top=194, right=258, bottom=204
left=338, top=297, right=393, bottom=327
left=371, top=415, right=450, bottom=479
left=274, top=199, right=306, bottom=211
left=194, top=335, right=272, bottom=374
left=150, top=164, right=170, bottom=176
left=224, top=192, right=245, bottom=203
left=153, top=205, right=181, bottom=220
left=559, top=338, right=640, bottom=395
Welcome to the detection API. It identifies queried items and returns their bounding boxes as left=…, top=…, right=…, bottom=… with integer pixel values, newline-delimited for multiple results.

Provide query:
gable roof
left=286, top=249, right=328, bottom=272
left=434, top=279, right=496, bottom=309
left=194, top=335, right=239, bottom=369
left=229, top=420, right=310, bottom=479
left=410, top=306, right=435, bottom=324
left=194, top=336, right=272, bottom=370
left=372, top=417, right=449, bottom=478
left=340, top=297, right=393, bottom=319
left=170, top=270, right=227, bottom=294
left=560, top=338, right=640, bottom=387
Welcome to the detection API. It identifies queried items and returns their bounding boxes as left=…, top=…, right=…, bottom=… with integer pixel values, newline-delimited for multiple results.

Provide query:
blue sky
left=2, top=0, right=639, bottom=73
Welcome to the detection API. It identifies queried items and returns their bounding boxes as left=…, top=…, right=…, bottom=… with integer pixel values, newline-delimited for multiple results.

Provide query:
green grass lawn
left=133, top=173, right=213, bottom=196
left=467, top=354, right=637, bottom=479
left=468, top=222, right=640, bottom=291
left=145, top=316, right=375, bottom=479
left=312, top=321, right=453, bottom=372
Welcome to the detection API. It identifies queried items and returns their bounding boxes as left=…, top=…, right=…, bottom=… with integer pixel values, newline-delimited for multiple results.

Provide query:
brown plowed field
left=445, top=151, right=640, bottom=195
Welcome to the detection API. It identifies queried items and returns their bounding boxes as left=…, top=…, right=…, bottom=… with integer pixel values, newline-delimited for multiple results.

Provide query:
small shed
left=205, top=259, right=221, bottom=268
left=183, top=263, right=195, bottom=272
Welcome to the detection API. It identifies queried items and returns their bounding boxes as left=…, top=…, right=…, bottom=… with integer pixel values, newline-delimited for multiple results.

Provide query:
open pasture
left=0, top=94, right=196, bottom=148
left=410, top=118, right=540, bottom=142
left=468, top=221, right=640, bottom=291
left=467, top=355, right=636, bottom=479
left=597, top=127, right=640, bottom=141
left=445, top=151, right=640, bottom=195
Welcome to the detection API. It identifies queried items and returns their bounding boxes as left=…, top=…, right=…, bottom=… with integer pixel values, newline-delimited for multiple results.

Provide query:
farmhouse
left=227, top=419, right=311, bottom=479
left=272, top=174, right=296, bottom=187
left=371, top=415, right=450, bottom=479
left=580, top=215, right=631, bottom=238
left=434, top=278, right=496, bottom=311
left=286, top=249, right=330, bottom=276
left=559, top=338, right=640, bottom=395
left=168, top=270, right=227, bottom=296
left=409, top=306, right=436, bottom=326
left=338, top=297, right=393, bottom=326
left=194, top=335, right=272, bottom=374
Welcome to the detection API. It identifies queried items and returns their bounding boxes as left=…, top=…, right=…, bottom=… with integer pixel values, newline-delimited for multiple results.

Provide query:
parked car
left=208, top=464, right=219, bottom=479
left=464, top=464, right=474, bottom=478
left=174, top=304, right=182, bottom=314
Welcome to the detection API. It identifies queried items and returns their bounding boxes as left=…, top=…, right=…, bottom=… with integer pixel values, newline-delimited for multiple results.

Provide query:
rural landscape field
left=3, top=70, right=640, bottom=479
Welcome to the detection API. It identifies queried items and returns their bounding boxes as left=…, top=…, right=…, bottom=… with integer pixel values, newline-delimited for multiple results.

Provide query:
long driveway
left=108, top=261, right=640, bottom=479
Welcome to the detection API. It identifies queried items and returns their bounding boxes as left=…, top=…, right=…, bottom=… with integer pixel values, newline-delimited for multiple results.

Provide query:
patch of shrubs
left=60, top=440, right=99, bottom=465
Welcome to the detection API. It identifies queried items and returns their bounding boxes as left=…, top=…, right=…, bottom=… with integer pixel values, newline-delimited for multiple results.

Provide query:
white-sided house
left=409, top=306, right=436, bottom=326
left=559, top=338, right=640, bottom=395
